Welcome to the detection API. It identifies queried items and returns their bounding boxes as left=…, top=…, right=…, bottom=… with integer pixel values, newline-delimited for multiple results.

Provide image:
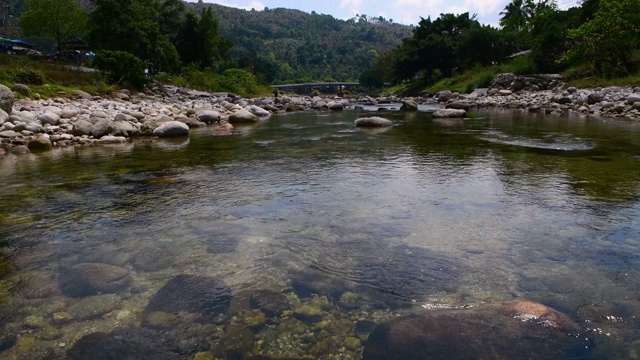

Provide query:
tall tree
left=20, top=0, right=88, bottom=52
left=499, top=0, right=530, bottom=33
left=157, top=0, right=187, bottom=45
left=176, top=7, right=231, bottom=70
left=88, top=0, right=180, bottom=72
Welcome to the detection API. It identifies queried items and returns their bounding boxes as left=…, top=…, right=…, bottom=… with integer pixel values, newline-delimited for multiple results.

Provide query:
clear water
left=1, top=109, right=640, bottom=359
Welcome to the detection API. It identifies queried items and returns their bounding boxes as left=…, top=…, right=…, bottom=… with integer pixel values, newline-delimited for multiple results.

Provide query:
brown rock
left=363, top=301, right=590, bottom=360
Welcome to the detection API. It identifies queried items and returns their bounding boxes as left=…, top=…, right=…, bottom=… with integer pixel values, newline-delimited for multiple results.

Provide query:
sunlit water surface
left=1, top=109, right=640, bottom=359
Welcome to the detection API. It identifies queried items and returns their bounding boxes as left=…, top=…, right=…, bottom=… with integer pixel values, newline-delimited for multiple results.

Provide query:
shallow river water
left=1, top=108, right=640, bottom=359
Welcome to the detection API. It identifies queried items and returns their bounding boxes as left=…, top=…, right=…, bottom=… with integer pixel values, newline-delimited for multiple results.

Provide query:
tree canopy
left=20, top=0, right=88, bottom=51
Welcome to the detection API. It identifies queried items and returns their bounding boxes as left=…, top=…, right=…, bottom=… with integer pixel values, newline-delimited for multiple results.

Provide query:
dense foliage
left=362, top=0, right=640, bottom=90
left=362, top=13, right=512, bottom=87
left=563, top=0, right=640, bottom=77
left=92, top=50, right=148, bottom=88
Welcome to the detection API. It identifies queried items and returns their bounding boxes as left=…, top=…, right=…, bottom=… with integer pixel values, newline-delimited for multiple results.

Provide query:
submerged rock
left=363, top=301, right=589, bottom=360
left=131, top=246, right=175, bottom=272
left=58, top=262, right=133, bottom=298
left=67, top=329, right=180, bottom=360
left=145, top=274, right=232, bottom=318
left=250, top=289, right=290, bottom=317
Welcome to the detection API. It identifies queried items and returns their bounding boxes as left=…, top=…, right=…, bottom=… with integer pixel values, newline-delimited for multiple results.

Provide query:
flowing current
left=1, top=108, right=640, bottom=359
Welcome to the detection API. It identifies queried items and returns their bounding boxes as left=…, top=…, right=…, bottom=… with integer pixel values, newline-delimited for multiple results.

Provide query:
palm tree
left=499, top=0, right=530, bottom=32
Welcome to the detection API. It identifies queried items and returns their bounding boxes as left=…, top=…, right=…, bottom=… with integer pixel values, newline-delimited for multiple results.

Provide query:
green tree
left=157, top=0, right=187, bottom=45
left=20, top=0, right=88, bottom=52
left=563, top=0, right=640, bottom=77
left=88, top=0, right=180, bottom=73
left=176, top=8, right=231, bottom=70
left=391, top=13, right=480, bottom=83
left=500, top=0, right=530, bottom=33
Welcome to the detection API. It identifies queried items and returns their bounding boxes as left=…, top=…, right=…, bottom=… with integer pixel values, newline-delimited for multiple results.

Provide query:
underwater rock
left=131, top=246, right=175, bottom=272
left=191, top=221, right=249, bottom=254
left=215, top=325, right=255, bottom=358
left=242, top=310, right=267, bottom=329
left=67, top=294, right=122, bottom=320
left=67, top=329, right=180, bottom=360
left=58, top=263, right=133, bottom=298
left=355, top=319, right=378, bottom=342
left=145, top=274, right=231, bottom=319
left=18, top=271, right=60, bottom=299
left=293, top=304, right=324, bottom=323
left=363, top=301, right=589, bottom=360
left=250, top=289, right=290, bottom=317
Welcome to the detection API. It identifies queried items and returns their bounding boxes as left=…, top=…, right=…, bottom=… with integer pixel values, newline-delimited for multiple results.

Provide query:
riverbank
left=1, top=78, right=639, bottom=155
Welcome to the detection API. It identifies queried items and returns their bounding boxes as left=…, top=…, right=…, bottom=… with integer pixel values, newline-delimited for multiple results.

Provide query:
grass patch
left=0, top=54, right=120, bottom=98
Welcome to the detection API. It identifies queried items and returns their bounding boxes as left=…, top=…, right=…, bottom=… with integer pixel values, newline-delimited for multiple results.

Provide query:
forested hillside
left=188, top=2, right=412, bottom=83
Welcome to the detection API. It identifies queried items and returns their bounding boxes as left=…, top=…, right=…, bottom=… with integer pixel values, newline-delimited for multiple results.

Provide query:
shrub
left=216, top=68, right=259, bottom=95
left=13, top=69, right=45, bottom=85
left=91, top=50, right=148, bottom=89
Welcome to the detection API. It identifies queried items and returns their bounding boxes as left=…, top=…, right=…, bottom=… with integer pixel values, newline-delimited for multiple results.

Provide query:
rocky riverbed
left=1, top=74, right=639, bottom=156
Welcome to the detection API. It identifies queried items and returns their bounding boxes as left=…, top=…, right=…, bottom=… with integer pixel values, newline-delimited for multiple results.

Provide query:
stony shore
left=1, top=75, right=639, bottom=155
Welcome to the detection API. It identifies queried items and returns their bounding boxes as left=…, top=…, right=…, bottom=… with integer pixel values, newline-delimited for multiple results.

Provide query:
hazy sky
left=198, top=0, right=581, bottom=27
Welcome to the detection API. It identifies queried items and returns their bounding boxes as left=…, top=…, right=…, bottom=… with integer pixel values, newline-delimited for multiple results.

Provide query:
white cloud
left=340, top=0, right=363, bottom=17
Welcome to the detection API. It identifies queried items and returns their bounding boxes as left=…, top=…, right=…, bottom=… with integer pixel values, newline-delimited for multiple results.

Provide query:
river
left=1, top=108, right=640, bottom=359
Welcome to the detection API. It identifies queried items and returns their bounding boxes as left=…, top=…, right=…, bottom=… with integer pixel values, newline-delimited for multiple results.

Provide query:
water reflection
left=0, top=109, right=639, bottom=358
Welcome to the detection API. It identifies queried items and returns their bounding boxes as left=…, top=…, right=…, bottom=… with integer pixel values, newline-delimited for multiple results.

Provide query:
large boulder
left=140, top=115, right=173, bottom=135
left=354, top=117, right=394, bottom=127
left=71, top=119, right=94, bottom=136
left=0, top=85, right=14, bottom=115
left=229, top=109, right=261, bottom=124
left=11, top=84, right=31, bottom=97
left=196, top=110, right=221, bottom=124
left=144, top=274, right=231, bottom=318
left=112, top=120, right=138, bottom=137
left=152, top=121, right=189, bottom=137
left=98, top=135, right=127, bottom=145
left=38, top=112, right=61, bottom=126
left=246, top=105, right=271, bottom=118
left=27, top=136, right=53, bottom=151
left=587, top=93, right=603, bottom=104
left=91, top=118, right=115, bottom=138
left=437, top=90, right=455, bottom=103
left=400, top=100, right=418, bottom=111
left=363, top=301, right=589, bottom=360
left=626, top=95, right=640, bottom=105
left=72, top=89, right=93, bottom=100
left=328, top=101, right=344, bottom=111
left=0, top=108, right=8, bottom=124
left=493, top=73, right=516, bottom=87
left=58, top=263, right=133, bottom=298
left=432, top=109, right=467, bottom=118
left=16, top=111, right=37, bottom=123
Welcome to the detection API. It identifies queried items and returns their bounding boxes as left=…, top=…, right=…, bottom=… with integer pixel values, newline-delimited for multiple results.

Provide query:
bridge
left=271, top=82, right=360, bottom=91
